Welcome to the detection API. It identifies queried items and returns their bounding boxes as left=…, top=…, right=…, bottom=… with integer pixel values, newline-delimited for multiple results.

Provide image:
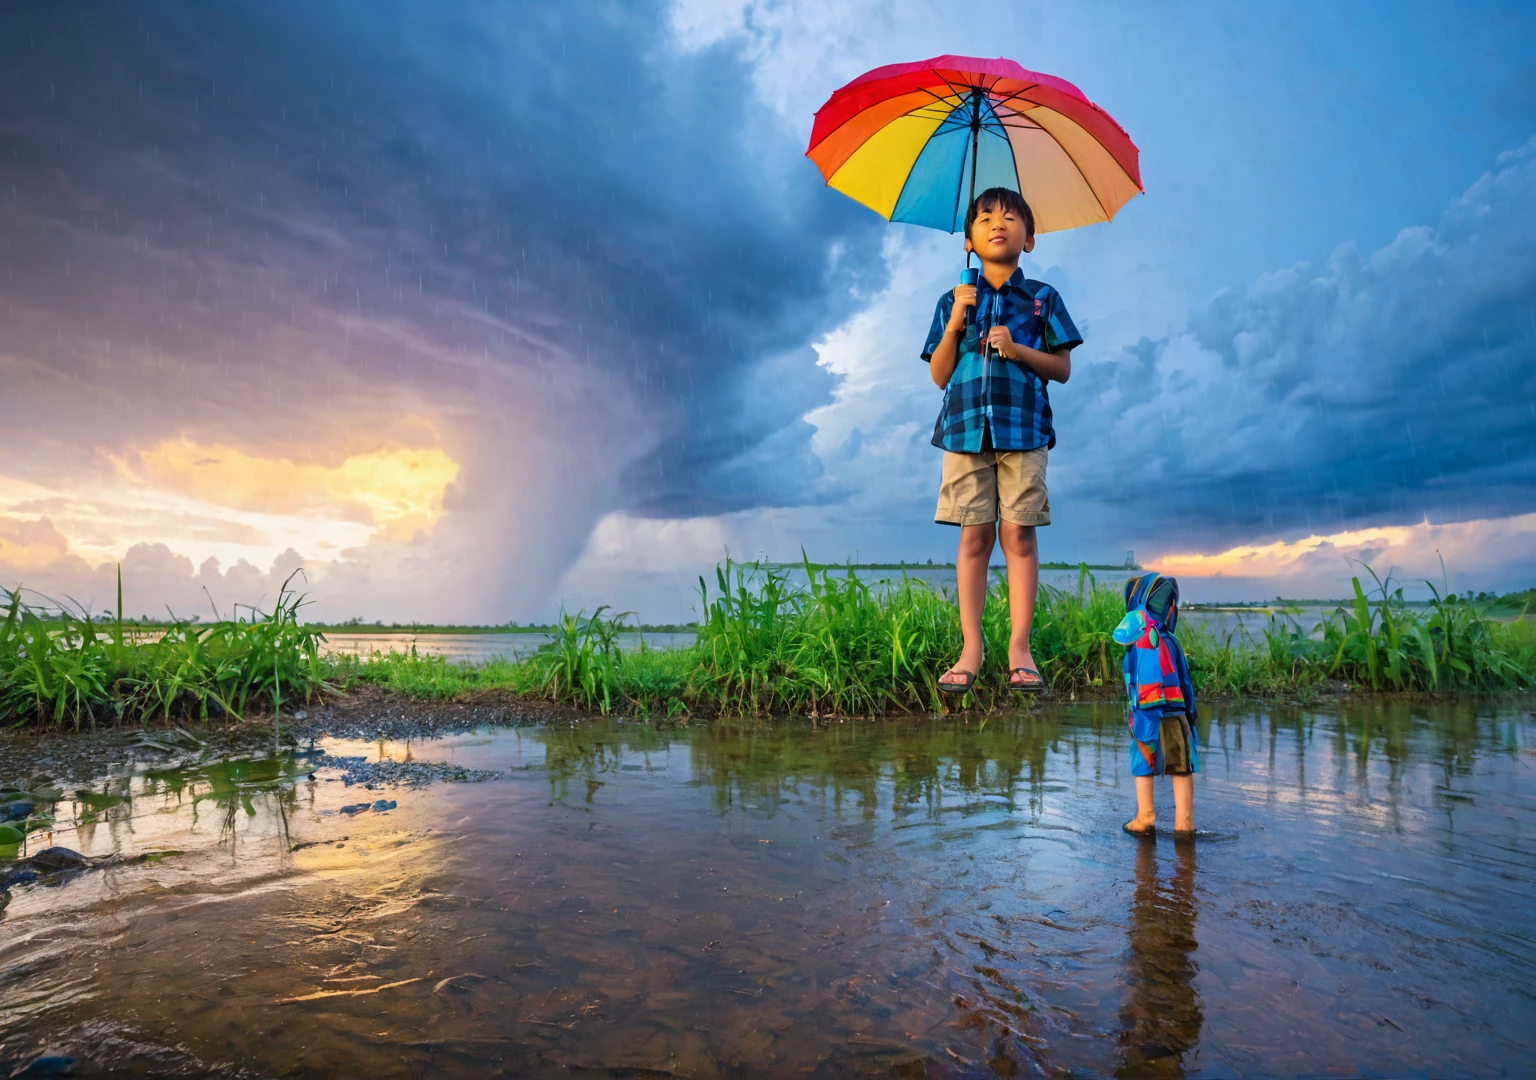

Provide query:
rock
left=339, top=803, right=371, bottom=815
left=25, top=847, right=91, bottom=873
left=6, top=801, right=36, bottom=821
left=372, top=799, right=397, bottom=813
left=1, top=848, right=102, bottom=890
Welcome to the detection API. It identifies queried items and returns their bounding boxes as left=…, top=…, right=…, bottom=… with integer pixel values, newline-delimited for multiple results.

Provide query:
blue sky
left=0, top=0, right=1532, bottom=620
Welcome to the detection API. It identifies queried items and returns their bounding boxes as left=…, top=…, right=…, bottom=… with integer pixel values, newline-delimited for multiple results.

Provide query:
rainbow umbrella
left=806, top=55, right=1142, bottom=234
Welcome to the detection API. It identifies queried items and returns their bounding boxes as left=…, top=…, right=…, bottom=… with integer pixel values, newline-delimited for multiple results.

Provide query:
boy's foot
left=937, top=668, right=978, bottom=694
left=1008, top=643, right=1044, bottom=690
left=1122, top=812, right=1157, bottom=836
left=939, top=648, right=985, bottom=693
left=1008, top=667, right=1045, bottom=692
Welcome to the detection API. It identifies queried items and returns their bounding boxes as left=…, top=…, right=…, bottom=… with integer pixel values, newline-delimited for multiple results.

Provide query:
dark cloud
left=1055, top=138, right=1536, bottom=547
left=0, top=0, right=881, bottom=614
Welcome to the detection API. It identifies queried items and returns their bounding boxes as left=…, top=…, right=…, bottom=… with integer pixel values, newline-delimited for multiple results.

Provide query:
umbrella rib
left=988, top=83, right=1042, bottom=112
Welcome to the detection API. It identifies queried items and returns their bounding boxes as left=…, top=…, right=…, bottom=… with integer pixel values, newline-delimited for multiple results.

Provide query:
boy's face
left=965, top=202, right=1034, bottom=262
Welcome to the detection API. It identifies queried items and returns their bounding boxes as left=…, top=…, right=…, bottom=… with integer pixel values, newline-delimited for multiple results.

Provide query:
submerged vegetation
left=3, top=562, right=1533, bottom=729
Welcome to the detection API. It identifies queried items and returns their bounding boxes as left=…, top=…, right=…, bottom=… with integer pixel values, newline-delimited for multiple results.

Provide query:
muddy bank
left=3, top=680, right=1519, bottom=793
left=0, top=685, right=577, bottom=792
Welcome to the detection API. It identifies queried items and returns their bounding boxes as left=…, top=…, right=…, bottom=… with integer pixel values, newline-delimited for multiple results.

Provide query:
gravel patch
left=293, top=683, right=569, bottom=742
left=312, top=752, right=504, bottom=789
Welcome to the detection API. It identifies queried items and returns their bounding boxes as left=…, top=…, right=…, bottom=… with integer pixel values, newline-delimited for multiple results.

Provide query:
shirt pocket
left=1008, top=311, right=1044, bottom=353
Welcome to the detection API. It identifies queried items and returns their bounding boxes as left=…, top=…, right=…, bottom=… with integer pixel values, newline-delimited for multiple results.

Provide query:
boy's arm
left=998, top=340, right=1073, bottom=383
left=928, top=324, right=965, bottom=388
left=924, top=286, right=975, bottom=389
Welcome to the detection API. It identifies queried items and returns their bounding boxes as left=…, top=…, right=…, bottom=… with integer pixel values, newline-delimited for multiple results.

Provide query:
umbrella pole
left=966, top=90, right=981, bottom=269
left=967, top=90, right=986, bottom=373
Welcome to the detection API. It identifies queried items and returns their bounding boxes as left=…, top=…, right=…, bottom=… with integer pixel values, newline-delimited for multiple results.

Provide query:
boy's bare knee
left=1000, top=522, right=1037, bottom=558
left=958, top=523, right=995, bottom=558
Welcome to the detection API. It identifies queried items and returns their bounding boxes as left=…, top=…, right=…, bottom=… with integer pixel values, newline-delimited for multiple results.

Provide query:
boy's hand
left=987, top=324, right=1017, bottom=359
left=946, top=284, right=977, bottom=331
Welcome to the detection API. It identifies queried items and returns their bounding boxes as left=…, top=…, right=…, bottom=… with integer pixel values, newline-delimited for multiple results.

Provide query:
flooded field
left=2, top=699, right=1532, bottom=1077
left=320, top=630, right=697, bottom=663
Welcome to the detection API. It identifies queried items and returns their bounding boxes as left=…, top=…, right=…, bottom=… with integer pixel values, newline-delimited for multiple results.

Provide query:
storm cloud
left=1054, top=138, right=1536, bottom=547
left=0, top=0, right=880, bottom=617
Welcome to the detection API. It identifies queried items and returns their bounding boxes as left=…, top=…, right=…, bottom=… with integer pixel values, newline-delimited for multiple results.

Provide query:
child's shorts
left=936, top=447, right=1049, bottom=527
left=1130, top=711, right=1199, bottom=777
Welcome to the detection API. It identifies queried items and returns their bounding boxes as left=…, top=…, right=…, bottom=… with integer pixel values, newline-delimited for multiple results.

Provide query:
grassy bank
left=3, top=563, right=1533, bottom=728
left=344, top=563, right=1534, bottom=718
left=1, top=571, right=332, bottom=729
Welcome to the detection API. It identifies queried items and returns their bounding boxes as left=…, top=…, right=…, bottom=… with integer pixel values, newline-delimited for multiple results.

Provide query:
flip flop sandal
left=937, top=669, right=979, bottom=695
left=1122, top=822, right=1157, bottom=837
left=1008, top=667, right=1046, bottom=693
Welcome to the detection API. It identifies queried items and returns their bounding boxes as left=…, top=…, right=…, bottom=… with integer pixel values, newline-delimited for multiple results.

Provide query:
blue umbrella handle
left=959, top=267, right=978, bottom=326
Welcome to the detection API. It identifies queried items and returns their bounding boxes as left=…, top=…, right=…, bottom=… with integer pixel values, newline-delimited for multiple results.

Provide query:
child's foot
left=1122, top=811, right=1157, bottom=836
left=1173, top=813, right=1195, bottom=837
left=939, top=645, right=985, bottom=692
left=1008, top=640, right=1044, bottom=690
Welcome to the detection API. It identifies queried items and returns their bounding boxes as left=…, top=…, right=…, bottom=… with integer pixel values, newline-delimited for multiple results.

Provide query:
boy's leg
left=935, top=450, right=998, bottom=687
left=1171, top=774, right=1194, bottom=833
left=995, top=448, right=1048, bottom=688
left=1125, top=775, right=1157, bottom=833
left=998, top=522, right=1039, bottom=685
left=941, top=522, right=995, bottom=685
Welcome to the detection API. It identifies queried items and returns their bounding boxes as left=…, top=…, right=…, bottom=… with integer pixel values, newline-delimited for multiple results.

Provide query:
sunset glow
left=1149, top=513, right=1536, bottom=581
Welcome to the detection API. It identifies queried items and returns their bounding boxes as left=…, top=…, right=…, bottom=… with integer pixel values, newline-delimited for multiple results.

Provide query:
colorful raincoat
left=1116, top=574, right=1198, bottom=777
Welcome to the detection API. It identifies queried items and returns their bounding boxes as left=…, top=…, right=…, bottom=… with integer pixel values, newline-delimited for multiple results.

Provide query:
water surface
left=2, top=700, right=1532, bottom=1077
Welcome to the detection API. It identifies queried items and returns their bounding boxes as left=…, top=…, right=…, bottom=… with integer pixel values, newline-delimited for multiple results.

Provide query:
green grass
left=1, top=568, right=332, bottom=729
left=342, top=561, right=1535, bottom=719
left=3, top=561, right=1532, bottom=728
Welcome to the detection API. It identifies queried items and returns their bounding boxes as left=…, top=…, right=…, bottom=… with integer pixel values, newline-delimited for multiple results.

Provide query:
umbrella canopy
left=807, top=56, right=1142, bottom=234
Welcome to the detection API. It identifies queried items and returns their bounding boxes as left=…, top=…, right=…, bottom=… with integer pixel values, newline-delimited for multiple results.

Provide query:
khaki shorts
left=1159, top=711, right=1196, bottom=775
left=936, top=447, right=1050, bottom=527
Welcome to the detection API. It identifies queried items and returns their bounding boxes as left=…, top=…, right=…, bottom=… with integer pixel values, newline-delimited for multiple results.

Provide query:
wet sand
left=2, top=699, right=1532, bottom=1077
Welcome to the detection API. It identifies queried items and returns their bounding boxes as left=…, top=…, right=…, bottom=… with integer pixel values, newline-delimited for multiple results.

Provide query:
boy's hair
left=964, top=187, right=1035, bottom=243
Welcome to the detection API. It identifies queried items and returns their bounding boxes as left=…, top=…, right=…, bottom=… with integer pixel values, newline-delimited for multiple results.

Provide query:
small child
left=1116, top=574, right=1197, bottom=837
left=922, top=187, right=1082, bottom=694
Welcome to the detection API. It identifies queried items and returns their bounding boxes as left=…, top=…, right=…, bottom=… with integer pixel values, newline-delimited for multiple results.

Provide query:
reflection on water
left=1118, top=840, right=1200, bottom=1078
left=1, top=700, right=1533, bottom=1077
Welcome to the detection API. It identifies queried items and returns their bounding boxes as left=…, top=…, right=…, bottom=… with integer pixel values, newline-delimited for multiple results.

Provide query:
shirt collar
left=978, top=266, right=1028, bottom=296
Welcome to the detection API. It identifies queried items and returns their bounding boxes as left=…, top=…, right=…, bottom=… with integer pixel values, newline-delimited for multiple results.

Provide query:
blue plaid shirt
left=921, top=269, right=1082, bottom=452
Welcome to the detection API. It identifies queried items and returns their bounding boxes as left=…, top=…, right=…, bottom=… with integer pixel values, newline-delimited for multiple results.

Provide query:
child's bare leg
left=1125, top=775, right=1157, bottom=833
left=941, top=523, right=994, bottom=685
left=1171, top=774, right=1194, bottom=833
left=998, top=522, right=1039, bottom=685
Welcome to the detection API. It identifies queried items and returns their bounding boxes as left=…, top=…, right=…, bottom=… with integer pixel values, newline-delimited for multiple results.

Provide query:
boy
left=1116, top=574, right=1197, bottom=836
left=922, top=188, right=1081, bottom=694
